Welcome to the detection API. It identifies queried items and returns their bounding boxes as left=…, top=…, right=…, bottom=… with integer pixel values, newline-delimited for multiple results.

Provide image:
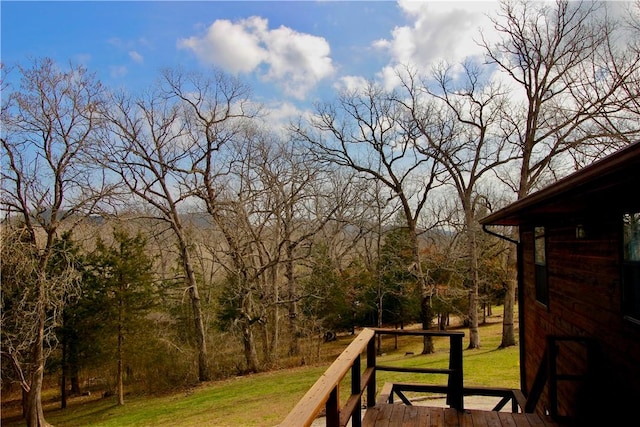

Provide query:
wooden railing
left=279, top=328, right=376, bottom=427
left=373, top=328, right=465, bottom=411
left=279, top=328, right=472, bottom=427
left=525, top=335, right=598, bottom=421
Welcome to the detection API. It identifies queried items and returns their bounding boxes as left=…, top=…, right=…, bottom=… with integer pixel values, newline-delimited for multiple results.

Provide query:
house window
left=534, top=226, right=549, bottom=306
left=622, top=212, right=640, bottom=322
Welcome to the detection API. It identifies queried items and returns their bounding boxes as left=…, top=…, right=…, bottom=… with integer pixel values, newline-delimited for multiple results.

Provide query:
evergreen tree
left=377, top=226, right=420, bottom=327
left=82, top=229, right=155, bottom=405
left=300, top=243, right=370, bottom=335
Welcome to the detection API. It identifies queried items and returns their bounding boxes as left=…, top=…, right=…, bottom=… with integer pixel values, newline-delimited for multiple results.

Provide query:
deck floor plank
left=416, top=404, right=432, bottom=426
left=471, top=410, right=490, bottom=427
left=375, top=404, right=395, bottom=427
left=389, top=404, right=407, bottom=425
left=443, top=407, right=460, bottom=427
left=361, top=404, right=563, bottom=427
left=497, top=411, right=524, bottom=427
left=458, top=409, right=474, bottom=427
left=524, top=412, right=547, bottom=427
left=485, top=410, right=505, bottom=427
left=430, top=407, right=444, bottom=426
left=400, top=405, right=419, bottom=427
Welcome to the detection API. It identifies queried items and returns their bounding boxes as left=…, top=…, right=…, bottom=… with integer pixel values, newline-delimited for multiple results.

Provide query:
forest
left=2, top=1, right=640, bottom=426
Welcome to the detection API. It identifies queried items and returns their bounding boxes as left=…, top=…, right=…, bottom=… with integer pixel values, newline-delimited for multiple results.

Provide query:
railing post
left=548, top=336, right=558, bottom=418
left=326, top=386, right=339, bottom=427
left=351, top=354, right=362, bottom=427
left=367, top=334, right=376, bottom=408
left=446, top=334, right=464, bottom=410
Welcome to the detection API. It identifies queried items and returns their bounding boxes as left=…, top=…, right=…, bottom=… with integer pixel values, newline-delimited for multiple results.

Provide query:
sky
left=2, top=0, right=506, bottom=118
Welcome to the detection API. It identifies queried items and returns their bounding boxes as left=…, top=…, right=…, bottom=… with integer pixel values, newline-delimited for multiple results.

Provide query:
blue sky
left=2, top=1, right=503, bottom=116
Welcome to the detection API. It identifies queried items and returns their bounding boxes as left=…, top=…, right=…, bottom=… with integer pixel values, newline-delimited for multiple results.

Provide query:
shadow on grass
left=1, top=396, right=122, bottom=427
left=463, top=345, right=516, bottom=357
left=52, top=399, right=123, bottom=426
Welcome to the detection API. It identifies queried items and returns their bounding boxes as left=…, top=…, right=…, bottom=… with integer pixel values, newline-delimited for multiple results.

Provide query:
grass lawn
left=1, top=309, right=519, bottom=426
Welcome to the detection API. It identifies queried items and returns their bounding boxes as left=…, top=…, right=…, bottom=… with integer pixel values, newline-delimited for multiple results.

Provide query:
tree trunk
left=70, top=359, right=81, bottom=395
left=420, top=295, right=435, bottom=354
left=25, top=291, right=52, bottom=427
left=177, top=234, right=211, bottom=382
left=117, top=306, right=124, bottom=406
left=286, top=249, right=300, bottom=357
left=189, top=284, right=210, bottom=381
left=269, top=265, right=279, bottom=362
left=25, top=378, right=50, bottom=427
left=242, top=324, right=260, bottom=373
left=61, top=335, right=67, bottom=409
left=500, top=243, right=517, bottom=348
left=409, top=226, right=434, bottom=354
left=468, top=288, right=480, bottom=348
left=467, top=215, right=481, bottom=349
left=416, top=244, right=434, bottom=356
left=61, top=312, right=81, bottom=404
left=271, top=304, right=279, bottom=361
left=377, top=294, right=384, bottom=355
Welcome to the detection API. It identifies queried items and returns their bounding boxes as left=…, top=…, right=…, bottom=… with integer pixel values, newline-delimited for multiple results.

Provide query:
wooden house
left=480, top=142, right=640, bottom=424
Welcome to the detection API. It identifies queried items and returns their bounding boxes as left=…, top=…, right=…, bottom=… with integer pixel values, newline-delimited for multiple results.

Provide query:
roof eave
left=480, top=142, right=640, bottom=227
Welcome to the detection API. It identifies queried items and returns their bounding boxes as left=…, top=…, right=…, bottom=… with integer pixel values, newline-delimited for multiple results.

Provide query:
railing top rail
left=372, top=328, right=465, bottom=337
left=279, top=328, right=376, bottom=427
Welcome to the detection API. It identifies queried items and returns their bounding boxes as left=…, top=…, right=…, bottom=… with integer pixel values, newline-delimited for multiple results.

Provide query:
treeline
left=2, top=1, right=640, bottom=426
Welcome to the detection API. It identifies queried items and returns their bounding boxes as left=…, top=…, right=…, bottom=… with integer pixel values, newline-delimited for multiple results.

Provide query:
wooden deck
left=362, top=404, right=563, bottom=427
left=280, top=329, right=570, bottom=427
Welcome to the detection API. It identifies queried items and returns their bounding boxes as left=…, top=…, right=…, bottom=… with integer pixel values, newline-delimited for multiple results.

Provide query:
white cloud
left=374, top=1, right=500, bottom=88
left=178, top=17, right=267, bottom=73
left=262, top=25, right=334, bottom=99
left=263, top=100, right=304, bottom=129
left=377, top=65, right=403, bottom=92
left=129, top=51, right=144, bottom=64
left=178, top=16, right=335, bottom=99
left=335, top=75, right=369, bottom=93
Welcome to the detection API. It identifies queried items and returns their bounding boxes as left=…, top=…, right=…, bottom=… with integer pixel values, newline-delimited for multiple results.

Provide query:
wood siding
left=520, top=215, right=640, bottom=423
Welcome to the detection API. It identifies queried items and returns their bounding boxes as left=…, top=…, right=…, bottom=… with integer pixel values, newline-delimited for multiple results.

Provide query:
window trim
left=622, top=212, right=640, bottom=324
left=534, top=226, right=549, bottom=307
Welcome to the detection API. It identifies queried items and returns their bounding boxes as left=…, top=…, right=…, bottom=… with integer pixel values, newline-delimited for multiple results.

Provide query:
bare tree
left=299, top=170, right=381, bottom=343
left=197, top=131, right=283, bottom=371
left=103, top=67, right=256, bottom=380
left=103, top=88, right=210, bottom=379
left=100, top=68, right=252, bottom=381
left=290, top=82, right=446, bottom=353
left=1, top=58, right=108, bottom=426
left=361, top=177, right=402, bottom=343
left=251, top=134, right=340, bottom=357
left=483, top=0, right=639, bottom=195
left=397, top=64, right=516, bottom=349
left=481, top=0, right=640, bottom=347
left=159, top=68, right=258, bottom=371
left=621, top=1, right=640, bottom=121
left=149, top=71, right=278, bottom=371
left=191, top=125, right=339, bottom=368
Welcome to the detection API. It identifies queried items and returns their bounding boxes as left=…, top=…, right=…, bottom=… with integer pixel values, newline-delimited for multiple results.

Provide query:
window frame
left=622, top=212, right=640, bottom=324
left=534, top=226, right=549, bottom=307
